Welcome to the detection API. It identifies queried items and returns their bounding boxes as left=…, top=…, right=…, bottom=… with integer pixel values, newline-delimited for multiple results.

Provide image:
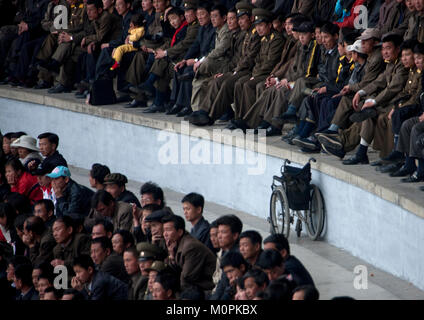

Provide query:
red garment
left=334, top=0, right=366, bottom=29
left=0, top=228, right=6, bottom=242
left=171, top=20, right=188, bottom=47
left=11, top=171, right=43, bottom=204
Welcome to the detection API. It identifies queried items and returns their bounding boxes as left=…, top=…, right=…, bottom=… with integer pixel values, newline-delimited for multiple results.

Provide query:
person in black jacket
left=47, top=166, right=94, bottom=218
left=71, top=254, right=128, bottom=300
left=104, top=173, right=141, bottom=207
left=169, top=2, right=216, bottom=117
left=14, top=263, right=39, bottom=300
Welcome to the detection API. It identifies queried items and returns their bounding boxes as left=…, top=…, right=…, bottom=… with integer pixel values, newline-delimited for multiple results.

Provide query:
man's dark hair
left=320, top=22, right=339, bottom=36
left=5, top=158, right=25, bottom=173
left=210, top=219, right=218, bottom=229
left=91, top=236, right=113, bottom=252
left=38, top=270, right=55, bottom=284
left=54, top=215, right=75, bottom=231
left=123, top=246, right=139, bottom=259
left=342, top=31, right=360, bottom=45
left=263, top=278, right=294, bottom=300
left=293, top=285, right=320, bottom=300
left=239, top=230, right=262, bottom=246
left=228, top=6, right=236, bottom=14
left=24, top=216, right=46, bottom=236
left=3, top=132, right=14, bottom=139
left=7, top=255, right=31, bottom=269
left=90, top=163, right=110, bottom=184
left=140, top=182, right=165, bottom=208
left=382, top=33, right=403, bottom=47
left=91, top=190, right=115, bottom=209
left=37, top=132, right=59, bottom=148
left=113, top=229, right=135, bottom=248
left=73, top=255, right=96, bottom=270
left=131, top=12, right=145, bottom=26
left=197, top=2, right=212, bottom=12
left=34, top=199, right=55, bottom=215
left=0, top=202, right=16, bottom=230
left=63, top=288, right=86, bottom=300
left=167, top=6, right=184, bottom=17
left=257, top=249, right=284, bottom=270
left=161, top=214, right=185, bottom=232
left=284, top=12, right=304, bottom=21
left=13, top=213, right=32, bottom=232
left=87, top=0, right=103, bottom=9
left=401, top=39, right=418, bottom=52
left=93, top=218, right=114, bottom=235
left=10, top=132, right=27, bottom=140
left=215, top=214, right=243, bottom=235
left=181, top=192, right=204, bottom=212
left=220, top=251, right=249, bottom=269
left=243, top=268, right=269, bottom=287
left=263, top=233, right=290, bottom=255
left=5, top=192, right=32, bottom=215
left=154, top=272, right=180, bottom=296
left=34, top=261, right=54, bottom=277
left=44, top=286, right=64, bottom=299
left=211, top=4, right=228, bottom=17
left=14, top=263, right=33, bottom=287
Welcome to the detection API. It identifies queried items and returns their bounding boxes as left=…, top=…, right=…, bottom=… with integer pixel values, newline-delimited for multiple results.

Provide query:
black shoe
left=216, top=109, right=235, bottom=123
left=292, top=137, right=318, bottom=150
left=125, top=99, right=146, bottom=108
left=320, top=143, right=346, bottom=159
left=401, top=172, right=424, bottom=183
left=349, top=107, right=377, bottom=123
left=75, top=90, right=89, bottom=99
left=176, top=107, right=192, bottom=117
left=300, top=145, right=320, bottom=153
left=381, top=151, right=404, bottom=163
left=33, top=80, right=52, bottom=89
left=370, top=159, right=384, bottom=167
left=47, top=84, right=71, bottom=94
left=342, top=154, right=369, bottom=165
left=143, top=104, right=165, bottom=113
left=166, top=104, right=183, bottom=115
left=314, top=129, right=338, bottom=138
left=45, top=59, right=61, bottom=75
left=137, top=83, right=155, bottom=97
left=190, top=112, right=213, bottom=126
left=390, top=165, right=415, bottom=177
left=266, top=125, right=281, bottom=137
left=317, top=134, right=343, bottom=151
left=379, top=162, right=403, bottom=174
left=224, top=123, right=238, bottom=130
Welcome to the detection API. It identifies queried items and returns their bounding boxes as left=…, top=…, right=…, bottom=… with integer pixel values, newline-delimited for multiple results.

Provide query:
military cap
left=144, top=209, right=172, bottom=223
left=137, top=242, right=165, bottom=261
left=293, top=21, right=315, bottom=33
left=145, top=260, right=167, bottom=273
left=236, top=1, right=254, bottom=18
left=103, top=173, right=128, bottom=186
left=414, top=43, right=424, bottom=55
left=183, top=0, right=197, bottom=11
left=252, top=8, right=273, bottom=25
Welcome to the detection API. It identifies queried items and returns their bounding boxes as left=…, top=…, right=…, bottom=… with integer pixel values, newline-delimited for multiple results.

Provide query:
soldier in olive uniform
left=319, top=33, right=409, bottom=164
left=226, top=8, right=284, bottom=130
left=35, top=0, right=85, bottom=88
left=188, top=1, right=260, bottom=126
left=404, top=0, right=424, bottom=43
left=136, top=242, right=167, bottom=300
left=144, top=260, right=168, bottom=300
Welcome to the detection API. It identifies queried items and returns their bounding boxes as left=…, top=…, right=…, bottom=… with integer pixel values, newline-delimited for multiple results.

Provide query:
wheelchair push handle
left=308, top=157, right=317, bottom=164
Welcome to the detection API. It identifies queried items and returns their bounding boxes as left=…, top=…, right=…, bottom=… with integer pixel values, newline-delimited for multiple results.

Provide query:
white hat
left=347, top=40, right=364, bottom=54
left=10, top=135, right=39, bottom=151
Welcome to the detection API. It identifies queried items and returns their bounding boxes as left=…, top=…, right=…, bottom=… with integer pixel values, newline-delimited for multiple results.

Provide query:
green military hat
left=252, top=8, right=273, bottom=25
left=103, top=173, right=128, bottom=186
left=183, top=0, right=197, bottom=11
left=145, top=260, right=167, bottom=273
left=136, top=242, right=166, bottom=262
left=236, top=1, right=254, bottom=18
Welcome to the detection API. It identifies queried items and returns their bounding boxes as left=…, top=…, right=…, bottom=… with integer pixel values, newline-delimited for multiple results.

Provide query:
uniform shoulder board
left=261, top=36, right=266, bottom=42
left=252, top=28, right=256, bottom=34
left=270, top=33, right=275, bottom=41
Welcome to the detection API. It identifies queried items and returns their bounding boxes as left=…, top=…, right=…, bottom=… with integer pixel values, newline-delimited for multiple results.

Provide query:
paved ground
left=70, top=165, right=424, bottom=300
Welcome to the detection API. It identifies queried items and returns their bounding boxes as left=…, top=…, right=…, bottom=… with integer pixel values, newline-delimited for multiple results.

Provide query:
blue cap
left=46, top=166, right=71, bottom=178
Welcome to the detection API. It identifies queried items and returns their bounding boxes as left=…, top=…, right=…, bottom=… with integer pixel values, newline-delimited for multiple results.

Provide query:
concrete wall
left=1, top=98, right=424, bottom=290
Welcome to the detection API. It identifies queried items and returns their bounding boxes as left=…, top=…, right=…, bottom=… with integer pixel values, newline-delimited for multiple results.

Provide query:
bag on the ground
left=89, top=78, right=116, bottom=105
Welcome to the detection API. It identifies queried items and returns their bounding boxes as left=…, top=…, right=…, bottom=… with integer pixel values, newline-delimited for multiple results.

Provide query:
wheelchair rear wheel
left=305, top=184, right=325, bottom=240
left=269, top=187, right=291, bottom=238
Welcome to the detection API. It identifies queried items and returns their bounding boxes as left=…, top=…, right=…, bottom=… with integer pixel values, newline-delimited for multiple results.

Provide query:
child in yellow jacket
left=110, top=14, right=145, bottom=70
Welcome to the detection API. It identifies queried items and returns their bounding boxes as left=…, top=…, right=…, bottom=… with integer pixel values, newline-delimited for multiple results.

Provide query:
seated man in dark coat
left=103, top=173, right=141, bottom=207
left=47, top=166, right=94, bottom=218
left=71, top=254, right=128, bottom=300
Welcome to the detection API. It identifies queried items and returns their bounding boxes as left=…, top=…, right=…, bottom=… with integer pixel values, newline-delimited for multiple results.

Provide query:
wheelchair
left=268, top=157, right=325, bottom=240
